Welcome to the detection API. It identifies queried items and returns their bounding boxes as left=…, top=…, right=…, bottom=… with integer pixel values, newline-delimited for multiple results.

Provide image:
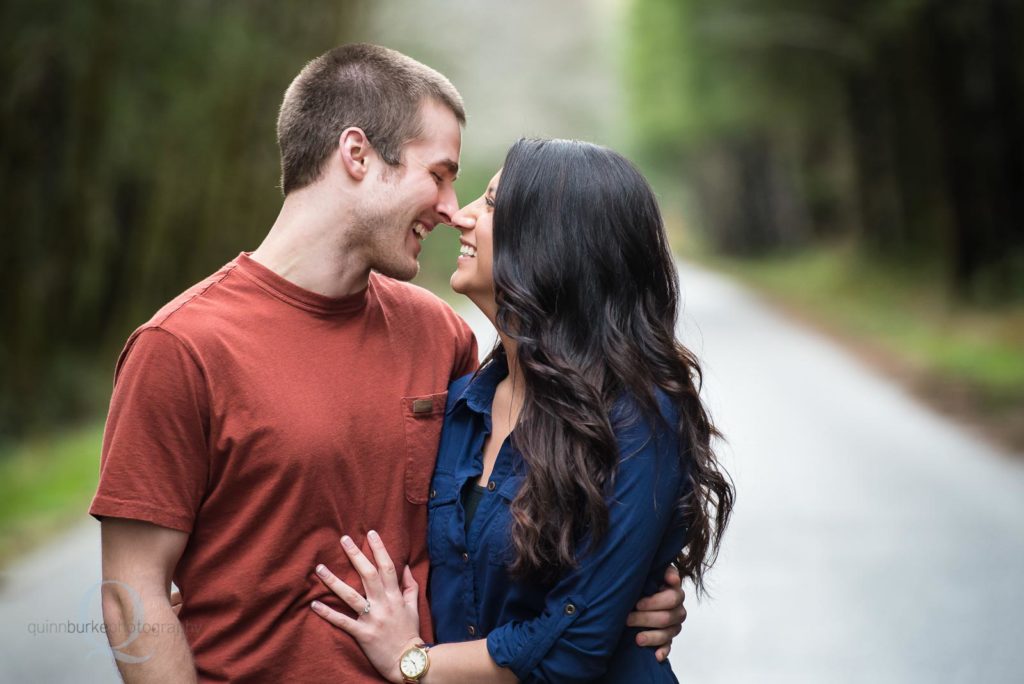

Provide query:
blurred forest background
left=1, top=0, right=1022, bottom=561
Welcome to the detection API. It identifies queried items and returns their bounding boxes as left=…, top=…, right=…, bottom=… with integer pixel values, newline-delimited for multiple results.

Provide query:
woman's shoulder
left=444, top=371, right=476, bottom=414
left=610, top=386, right=679, bottom=429
left=610, top=387, right=682, bottom=462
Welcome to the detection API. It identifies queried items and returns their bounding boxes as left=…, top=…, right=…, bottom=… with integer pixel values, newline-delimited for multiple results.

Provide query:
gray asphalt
left=2, top=263, right=1021, bottom=682
left=662, top=263, right=1024, bottom=683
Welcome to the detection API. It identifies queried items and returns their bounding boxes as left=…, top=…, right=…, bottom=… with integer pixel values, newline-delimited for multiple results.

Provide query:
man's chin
left=374, top=259, right=420, bottom=282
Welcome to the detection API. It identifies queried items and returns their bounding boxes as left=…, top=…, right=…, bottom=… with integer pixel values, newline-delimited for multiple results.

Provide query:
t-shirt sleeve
left=89, top=326, right=210, bottom=533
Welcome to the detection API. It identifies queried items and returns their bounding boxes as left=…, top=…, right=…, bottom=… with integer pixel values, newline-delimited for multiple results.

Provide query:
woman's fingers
left=366, top=530, right=400, bottom=596
left=401, top=565, right=419, bottom=608
left=170, top=589, right=183, bottom=616
left=340, top=535, right=383, bottom=598
left=315, top=563, right=371, bottom=615
left=311, top=599, right=363, bottom=637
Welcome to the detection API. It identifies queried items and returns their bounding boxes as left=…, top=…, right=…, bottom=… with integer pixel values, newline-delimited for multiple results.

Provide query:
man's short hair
left=277, top=43, right=466, bottom=194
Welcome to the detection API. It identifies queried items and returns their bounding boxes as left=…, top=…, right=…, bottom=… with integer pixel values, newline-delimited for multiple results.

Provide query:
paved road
left=0, top=517, right=117, bottom=682
left=2, top=263, right=1022, bottom=682
left=661, top=263, right=1024, bottom=683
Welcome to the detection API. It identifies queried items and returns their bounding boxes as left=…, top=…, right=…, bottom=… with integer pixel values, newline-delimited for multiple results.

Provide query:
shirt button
left=467, top=625, right=476, bottom=636
left=430, top=489, right=437, bottom=499
left=564, top=603, right=577, bottom=615
left=487, top=481, right=496, bottom=491
left=461, top=552, right=469, bottom=562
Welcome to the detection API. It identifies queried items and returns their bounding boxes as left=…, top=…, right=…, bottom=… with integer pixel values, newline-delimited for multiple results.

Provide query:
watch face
left=400, top=648, right=427, bottom=677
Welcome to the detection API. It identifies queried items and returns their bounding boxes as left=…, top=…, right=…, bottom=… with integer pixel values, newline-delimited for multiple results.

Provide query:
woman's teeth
left=459, top=244, right=477, bottom=258
left=412, top=222, right=427, bottom=240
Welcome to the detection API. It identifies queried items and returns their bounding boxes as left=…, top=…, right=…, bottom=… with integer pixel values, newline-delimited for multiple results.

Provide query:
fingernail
left=368, top=530, right=380, bottom=543
left=316, top=564, right=327, bottom=576
left=341, top=535, right=354, bottom=549
left=311, top=601, right=324, bottom=611
left=637, top=634, right=647, bottom=645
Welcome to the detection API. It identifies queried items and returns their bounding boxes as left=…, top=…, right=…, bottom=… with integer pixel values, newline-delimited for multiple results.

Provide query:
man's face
left=353, top=99, right=462, bottom=281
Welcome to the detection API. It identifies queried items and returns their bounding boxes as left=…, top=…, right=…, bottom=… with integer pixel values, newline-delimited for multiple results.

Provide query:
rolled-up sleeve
left=485, top=405, right=684, bottom=682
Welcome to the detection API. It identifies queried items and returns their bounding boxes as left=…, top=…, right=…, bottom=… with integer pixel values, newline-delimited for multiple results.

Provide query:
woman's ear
left=338, top=127, right=371, bottom=181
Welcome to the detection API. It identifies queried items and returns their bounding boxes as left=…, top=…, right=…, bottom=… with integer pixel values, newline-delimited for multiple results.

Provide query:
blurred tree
left=0, top=0, right=366, bottom=440
left=628, top=0, right=1024, bottom=299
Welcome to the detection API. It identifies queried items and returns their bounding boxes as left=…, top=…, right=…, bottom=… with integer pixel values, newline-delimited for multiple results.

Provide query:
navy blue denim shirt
left=427, top=357, right=688, bottom=683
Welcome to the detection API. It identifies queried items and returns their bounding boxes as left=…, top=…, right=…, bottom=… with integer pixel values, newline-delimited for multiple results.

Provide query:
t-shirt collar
left=234, top=252, right=369, bottom=316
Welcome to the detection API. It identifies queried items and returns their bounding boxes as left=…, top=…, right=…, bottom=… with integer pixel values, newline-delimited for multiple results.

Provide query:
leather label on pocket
left=412, top=398, right=435, bottom=414
left=402, top=391, right=448, bottom=504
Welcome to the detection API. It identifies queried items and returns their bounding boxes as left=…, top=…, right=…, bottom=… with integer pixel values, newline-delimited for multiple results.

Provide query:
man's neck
left=250, top=191, right=371, bottom=298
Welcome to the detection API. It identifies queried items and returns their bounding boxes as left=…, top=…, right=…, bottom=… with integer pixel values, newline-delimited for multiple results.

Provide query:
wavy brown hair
left=490, top=138, right=734, bottom=593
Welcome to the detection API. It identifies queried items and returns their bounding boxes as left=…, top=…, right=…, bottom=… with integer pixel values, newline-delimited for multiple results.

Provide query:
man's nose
left=435, top=185, right=460, bottom=226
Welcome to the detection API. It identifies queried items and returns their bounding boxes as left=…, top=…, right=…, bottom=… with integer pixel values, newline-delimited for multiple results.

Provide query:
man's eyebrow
left=436, top=159, right=460, bottom=178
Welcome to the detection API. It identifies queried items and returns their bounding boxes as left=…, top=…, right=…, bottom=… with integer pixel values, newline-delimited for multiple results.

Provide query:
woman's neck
left=497, top=330, right=522, bottom=381
left=468, top=292, right=523, bottom=386
left=495, top=330, right=525, bottom=424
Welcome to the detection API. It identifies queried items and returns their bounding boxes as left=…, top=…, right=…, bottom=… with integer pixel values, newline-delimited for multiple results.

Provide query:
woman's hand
left=170, top=589, right=183, bottom=616
left=311, top=531, right=423, bottom=684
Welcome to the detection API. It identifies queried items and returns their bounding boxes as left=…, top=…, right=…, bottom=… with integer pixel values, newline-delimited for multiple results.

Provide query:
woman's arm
left=310, top=532, right=516, bottom=683
left=412, top=642, right=516, bottom=684
left=481, top=413, right=684, bottom=682
left=311, top=410, right=684, bottom=682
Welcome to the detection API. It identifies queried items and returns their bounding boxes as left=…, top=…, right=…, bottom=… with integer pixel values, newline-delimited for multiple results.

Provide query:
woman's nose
left=448, top=206, right=476, bottom=232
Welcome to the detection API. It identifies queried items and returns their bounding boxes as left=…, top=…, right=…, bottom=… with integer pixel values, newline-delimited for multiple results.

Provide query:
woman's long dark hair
left=491, top=138, right=734, bottom=593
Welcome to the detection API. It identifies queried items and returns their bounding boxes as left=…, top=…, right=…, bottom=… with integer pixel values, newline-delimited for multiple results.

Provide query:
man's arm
left=627, top=564, right=687, bottom=661
left=100, top=517, right=196, bottom=683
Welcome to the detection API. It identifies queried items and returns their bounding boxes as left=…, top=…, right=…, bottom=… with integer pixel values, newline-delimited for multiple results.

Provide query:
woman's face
left=449, top=170, right=499, bottom=306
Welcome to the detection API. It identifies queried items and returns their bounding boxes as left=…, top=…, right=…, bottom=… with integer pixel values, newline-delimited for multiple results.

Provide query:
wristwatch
left=399, top=642, right=432, bottom=682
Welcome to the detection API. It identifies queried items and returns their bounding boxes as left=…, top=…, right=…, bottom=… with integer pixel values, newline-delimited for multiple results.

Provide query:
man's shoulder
left=132, top=259, right=241, bottom=348
left=370, top=273, right=464, bottom=326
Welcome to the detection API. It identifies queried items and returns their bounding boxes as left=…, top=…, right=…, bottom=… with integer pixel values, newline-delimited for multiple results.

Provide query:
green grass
left=704, top=245, right=1024, bottom=408
left=0, top=422, right=103, bottom=565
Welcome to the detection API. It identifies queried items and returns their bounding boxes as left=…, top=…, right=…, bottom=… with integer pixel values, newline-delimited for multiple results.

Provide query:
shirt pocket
left=485, top=474, right=525, bottom=567
left=401, top=392, right=448, bottom=504
left=427, top=470, right=459, bottom=564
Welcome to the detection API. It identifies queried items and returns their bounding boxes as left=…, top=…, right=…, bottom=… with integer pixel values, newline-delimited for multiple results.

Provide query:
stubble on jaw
left=349, top=201, right=420, bottom=282
left=347, top=160, right=424, bottom=282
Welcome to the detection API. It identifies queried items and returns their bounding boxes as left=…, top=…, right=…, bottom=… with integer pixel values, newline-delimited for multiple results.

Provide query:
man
left=92, top=44, right=685, bottom=682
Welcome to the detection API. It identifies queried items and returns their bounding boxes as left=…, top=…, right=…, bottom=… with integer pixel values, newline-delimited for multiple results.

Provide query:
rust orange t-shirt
left=90, top=252, right=478, bottom=682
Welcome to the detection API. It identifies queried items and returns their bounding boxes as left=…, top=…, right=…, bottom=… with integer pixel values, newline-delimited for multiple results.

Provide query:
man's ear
left=339, top=127, right=372, bottom=181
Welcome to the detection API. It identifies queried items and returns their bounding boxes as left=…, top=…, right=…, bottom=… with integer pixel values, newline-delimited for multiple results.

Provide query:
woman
left=310, top=139, right=734, bottom=682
